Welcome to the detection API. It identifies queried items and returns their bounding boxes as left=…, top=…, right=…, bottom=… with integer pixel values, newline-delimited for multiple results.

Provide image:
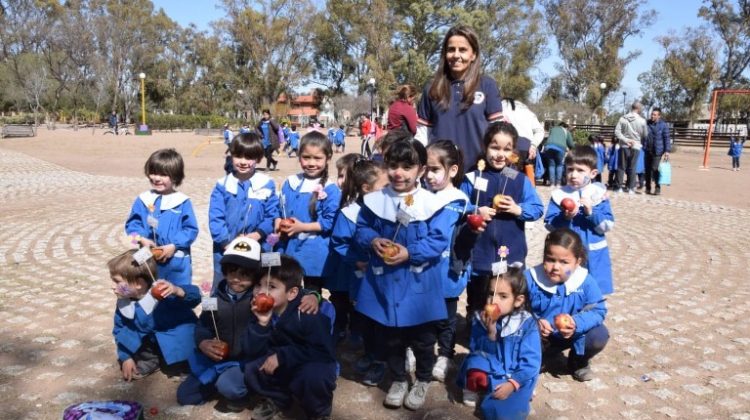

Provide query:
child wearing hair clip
left=457, top=263, right=541, bottom=420
left=526, top=228, right=608, bottom=382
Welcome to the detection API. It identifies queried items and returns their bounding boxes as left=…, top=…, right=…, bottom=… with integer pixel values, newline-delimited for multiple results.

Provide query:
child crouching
left=108, top=250, right=199, bottom=381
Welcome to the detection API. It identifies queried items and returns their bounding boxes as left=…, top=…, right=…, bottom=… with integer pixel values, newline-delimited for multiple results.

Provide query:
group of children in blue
left=109, top=119, right=615, bottom=419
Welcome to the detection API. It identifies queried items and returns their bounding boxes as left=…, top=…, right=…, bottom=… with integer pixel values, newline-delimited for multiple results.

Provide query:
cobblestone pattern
left=1, top=149, right=749, bottom=419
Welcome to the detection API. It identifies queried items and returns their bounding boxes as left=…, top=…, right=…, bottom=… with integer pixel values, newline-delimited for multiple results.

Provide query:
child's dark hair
left=384, top=137, right=427, bottom=168
left=221, top=262, right=258, bottom=281
left=426, top=139, right=464, bottom=187
left=564, top=145, right=598, bottom=171
left=107, top=250, right=157, bottom=288
left=340, top=156, right=384, bottom=207
left=377, top=128, right=413, bottom=155
left=544, top=228, right=587, bottom=266
left=266, top=255, right=304, bottom=291
left=291, top=124, right=297, bottom=131
left=487, top=266, right=530, bottom=314
left=299, top=130, right=333, bottom=220
left=229, top=132, right=264, bottom=161
left=144, top=148, right=185, bottom=187
left=482, top=121, right=519, bottom=151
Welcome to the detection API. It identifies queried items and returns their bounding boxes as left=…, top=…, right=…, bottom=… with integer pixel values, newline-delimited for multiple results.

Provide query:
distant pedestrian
left=729, top=136, right=746, bottom=171
left=644, top=107, right=672, bottom=194
left=614, top=102, right=648, bottom=194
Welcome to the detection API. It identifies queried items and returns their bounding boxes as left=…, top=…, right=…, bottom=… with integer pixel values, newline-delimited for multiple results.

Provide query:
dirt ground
left=1, top=127, right=749, bottom=419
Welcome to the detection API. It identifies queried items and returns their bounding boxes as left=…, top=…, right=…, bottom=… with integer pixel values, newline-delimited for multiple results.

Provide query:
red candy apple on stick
left=561, top=197, right=577, bottom=212
left=468, top=160, right=487, bottom=231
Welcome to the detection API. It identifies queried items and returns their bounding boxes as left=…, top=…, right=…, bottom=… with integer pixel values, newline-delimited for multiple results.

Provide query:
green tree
left=699, top=0, right=750, bottom=88
left=638, top=28, right=719, bottom=122
left=541, top=0, right=655, bottom=110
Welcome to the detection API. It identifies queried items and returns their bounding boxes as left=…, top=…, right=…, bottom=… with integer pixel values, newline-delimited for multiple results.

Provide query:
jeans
left=643, top=152, right=662, bottom=190
left=264, top=146, right=277, bottom=169
left=544, top=148, right=565, bottom=185
left=733, top=156, right=741, bottom=168
left=616, top=147, right=638, bottom=190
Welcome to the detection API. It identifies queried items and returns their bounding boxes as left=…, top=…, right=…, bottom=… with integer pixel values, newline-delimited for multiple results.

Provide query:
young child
left=208, top=132, right=279, bottom=290
left=287, top=124, right=300, bottom=158
left=334, top=124, right=346, bottom=153
left=588, top=135, right=606, bottom=183
left=457, top=267, right=541, bottom=419
left=526, top=228, right=608, bottom=382
left=243, top=255, right=337, bottom=420
left=355, top=139, right=454, bottom=410
left=460, top=122, right=543, bottom=319
left=275, top=131, right=341, bottom=292
left=545, top=145, right=615, bottom=295
left=423, top=140, right=470, bottom=382
left=329, top=155, right=389, bottom=385
left=177, top=237, right=262, bottom=411
left=108, top=250, right=199, bottom=381
left=125, top=148, right=199, bottom=287
left=729, top=136, right=746, bottom=171
left=606, top=136, right=619, bottom=189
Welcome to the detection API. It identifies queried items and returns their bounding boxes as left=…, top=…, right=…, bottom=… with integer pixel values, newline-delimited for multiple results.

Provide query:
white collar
left=286, top=174, right=335, bottom=193
left=341, top=202, right=361, bottom=224
left=550, top=182, right=607, bottom=207
left=362, top=186, right=442, bottom=222
left=138, top=190, right=189, bottom=210
left=434, top=187, right=469, bottom=207
left=472, top=310, right=532, bottom=337
left=530, top=265, right=588, bottom=296
left=219, top=172, right=273, bottom=195
left=117, top=292, right=158, bottom=319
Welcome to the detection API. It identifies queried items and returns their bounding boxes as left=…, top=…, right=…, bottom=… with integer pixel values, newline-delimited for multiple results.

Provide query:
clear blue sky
left=153, top=0, right=707, bottom=101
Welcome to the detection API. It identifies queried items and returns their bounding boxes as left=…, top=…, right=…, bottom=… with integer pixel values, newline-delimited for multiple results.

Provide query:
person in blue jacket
left=333, top=124, right=346, bottom=153
left=208, top=133, right=279, bottom=290
left=545, top=146, right=615, bottom=295
left=644, top=108, right=672, bottom=193
left=423, top=140, right=471, bottom=383
left=108, top=250, right=199, bottom=382
left=605, top=136, right=619, bottom=189
left=275, top=131, right=341, bottom=292
left=125, top=148, right=199, bottom=287
left=243, top=255, right=337, bottom=420
left=457, top=267, right=541, bottom=419
left=355, top=139, right=455, bottom=410
left=286, top=124, right=300, bottom=158
left=526, top=228, right=608, bottom=382
left=460, top=122, right=543, bottom=319
left=729, top=136, right=747, bottom=171
left=588, top=135, right=606, bottom=183
left=328, top=155, right=389, bottom=385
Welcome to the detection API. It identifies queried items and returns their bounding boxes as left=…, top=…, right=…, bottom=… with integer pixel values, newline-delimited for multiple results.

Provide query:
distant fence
left=569, top=124, right=746, bottom=149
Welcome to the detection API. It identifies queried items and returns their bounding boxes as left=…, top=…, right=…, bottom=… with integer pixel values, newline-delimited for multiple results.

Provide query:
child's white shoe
left=432, top=356, right=450, bottom=382
left=462, top=389, right=478, bottom=407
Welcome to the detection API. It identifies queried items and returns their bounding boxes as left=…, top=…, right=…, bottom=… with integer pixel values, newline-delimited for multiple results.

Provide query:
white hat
left=220, top=237, right=261, bottom=269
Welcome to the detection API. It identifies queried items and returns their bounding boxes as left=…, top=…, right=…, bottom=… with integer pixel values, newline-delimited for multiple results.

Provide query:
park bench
left=1, top=124, right=36, bottom=138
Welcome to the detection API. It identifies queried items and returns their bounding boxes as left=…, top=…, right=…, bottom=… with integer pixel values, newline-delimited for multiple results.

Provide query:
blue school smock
left=277, top=174, right=342, bottom=277
left=125, top=191, right=199, bottom=286
left=288, top=132, right=300, bottom=149
left=326, top=202, right=367, bottom=295
left=729, top=139, right=745, bottom=157
left=417, top=75, right=503, bottom=170
left=434, top=188, right=471, bottom=298
left=606, top=146, right=619, bottom=171
left=593, top=143, right=606, bottom=174
left=113, top=284, right=200, bottom=365
left=334, top=129, right=345, bottom=146
left=457, top=311, right=541, bottom=420
left=635, top=149, right=645, bottom=174
left=460, top=167, right=543, bottom=273
left=208, top=172, right=278, bottom=284
left=545, top=183, right=615, bottom=294
left=525, top=265, right=607, bottom=357
left=354, top=186, right=453, bottom=327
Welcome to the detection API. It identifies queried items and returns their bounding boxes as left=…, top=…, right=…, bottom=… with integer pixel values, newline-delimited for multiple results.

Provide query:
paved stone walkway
left=1, top=148, right=749, bottom=419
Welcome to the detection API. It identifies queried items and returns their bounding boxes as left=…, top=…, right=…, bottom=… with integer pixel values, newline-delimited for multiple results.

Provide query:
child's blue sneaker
left=354, top=354, right=374, bottom=374
left=362, top=361, right=386, bottom=387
